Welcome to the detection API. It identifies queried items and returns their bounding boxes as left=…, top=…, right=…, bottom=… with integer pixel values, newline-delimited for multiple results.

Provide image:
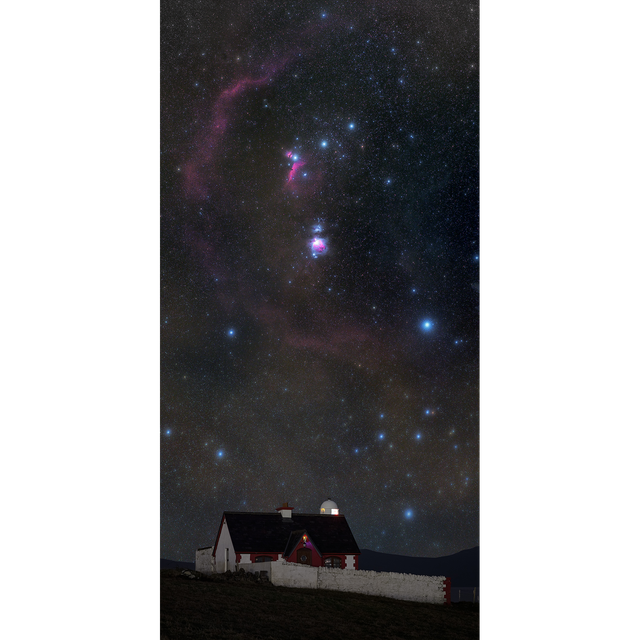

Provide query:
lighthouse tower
left=320, top=498, right=339, bottom=515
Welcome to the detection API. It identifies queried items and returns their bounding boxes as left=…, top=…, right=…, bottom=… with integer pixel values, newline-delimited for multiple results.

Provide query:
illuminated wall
left=238, top=560, right=448, bottom=604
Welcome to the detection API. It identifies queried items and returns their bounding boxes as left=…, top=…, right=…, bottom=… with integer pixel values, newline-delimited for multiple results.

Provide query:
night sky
left=161, top=0, right=479, bottom=561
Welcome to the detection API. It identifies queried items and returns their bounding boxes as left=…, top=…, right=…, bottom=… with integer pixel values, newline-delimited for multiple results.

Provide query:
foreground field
left=161, top=569, right=479, bottom=640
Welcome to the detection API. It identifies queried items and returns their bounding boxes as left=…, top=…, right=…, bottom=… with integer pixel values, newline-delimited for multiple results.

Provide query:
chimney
left=276, top=502, right=294, bottom=519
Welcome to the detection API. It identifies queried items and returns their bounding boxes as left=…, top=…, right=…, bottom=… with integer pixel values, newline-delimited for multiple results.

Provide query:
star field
left=161, top=0, right=478, bottom=560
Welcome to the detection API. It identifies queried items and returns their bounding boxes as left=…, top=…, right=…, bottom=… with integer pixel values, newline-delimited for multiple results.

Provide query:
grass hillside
left=161, top=569, right=479, bottom=640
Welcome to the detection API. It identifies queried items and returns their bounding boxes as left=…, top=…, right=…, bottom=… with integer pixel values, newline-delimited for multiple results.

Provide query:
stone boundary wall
left=195, top=547, right=214, bottom=574
left=237, top=560, right=446, bottom=604
left=317, top=566, right=446, bottom=603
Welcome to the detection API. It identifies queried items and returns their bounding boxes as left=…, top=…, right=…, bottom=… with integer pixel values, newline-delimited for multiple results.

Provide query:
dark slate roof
left=223, top=512, right=361, bottom=555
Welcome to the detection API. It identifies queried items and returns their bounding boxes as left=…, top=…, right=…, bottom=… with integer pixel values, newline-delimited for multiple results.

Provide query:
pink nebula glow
left=287, top=160, right=306, bottom=182
left=312, top=238, right=326, bottom=253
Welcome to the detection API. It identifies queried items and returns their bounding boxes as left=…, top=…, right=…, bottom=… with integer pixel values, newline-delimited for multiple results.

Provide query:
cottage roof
left=222, top=512, right=361, bottom=555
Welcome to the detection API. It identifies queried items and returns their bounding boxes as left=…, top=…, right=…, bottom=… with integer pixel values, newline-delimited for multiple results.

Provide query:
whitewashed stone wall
left=238, top=560, right=446, bottom=604
left=214, top=519, right=236, bottom=572
left=195, top=547, right=214, bottom=574
left=271, top=561, right=319, bottom=589
left=317, top=567, right=446, bottom=604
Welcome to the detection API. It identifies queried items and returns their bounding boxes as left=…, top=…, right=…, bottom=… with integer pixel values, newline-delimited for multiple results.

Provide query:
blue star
left=165, top=429, right=171, bottom=436
left=379, top=433, right=385, bottom=440
left=416, top=433, right=421, bottom=440
left=348, top=122, right=355, bottom=129
left=228, top=329, right=235, bottom=336
left=421, top=320, right=433, bottom=331
left=320, top=140, right=328, bottom=148
left=405, top=509, right=413, bottom=519
left=217, top=450, right=224, bottom=458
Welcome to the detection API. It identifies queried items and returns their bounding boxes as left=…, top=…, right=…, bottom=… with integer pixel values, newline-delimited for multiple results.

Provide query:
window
left=254, top=555, right=274, bottom=563
left=324, top=556, right=342, bottom=568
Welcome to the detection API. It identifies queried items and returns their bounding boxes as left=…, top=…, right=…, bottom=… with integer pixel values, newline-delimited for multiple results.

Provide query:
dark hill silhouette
left=161, top=558, right=196, bottom=570
left=358, top=547, right=479, bottom=588
left=161, top=546, right=479, bottom=587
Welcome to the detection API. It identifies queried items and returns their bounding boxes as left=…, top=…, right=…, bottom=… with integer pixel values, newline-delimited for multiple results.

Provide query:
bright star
left=165, top=429, right=171, bottom=436
left=217, top=450, right=224, bottom=458
left=349, top=122, right=355, bottom=129
left=416, top=433, right=421, bottom=440
left=228, top=329, right=235, bottom=336
left=405, top=510, right=413, bottom=518
left=320, top=140, right=328, bottom=147
left=421, top=320, right=433, bottom=331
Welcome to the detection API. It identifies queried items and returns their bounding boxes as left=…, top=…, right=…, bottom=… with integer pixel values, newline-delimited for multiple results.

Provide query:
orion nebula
left=311, top=238, right=326, bottom=255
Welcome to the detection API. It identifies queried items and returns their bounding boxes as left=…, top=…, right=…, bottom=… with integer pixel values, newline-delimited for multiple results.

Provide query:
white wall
left=345, top=554, right=356, bottom=569
left=195, top=547, right=214, bottom=574
left=214, top=519, right=236, bottom=572
left=257, top=560, right=446, bottom=604
left=317, top=567, right=446, bottom=604
left=271, top=561, right=319, bottom=589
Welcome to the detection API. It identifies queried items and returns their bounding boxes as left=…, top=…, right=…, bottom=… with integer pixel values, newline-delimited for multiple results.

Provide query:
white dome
left=320, top=499, right=339, bottom=514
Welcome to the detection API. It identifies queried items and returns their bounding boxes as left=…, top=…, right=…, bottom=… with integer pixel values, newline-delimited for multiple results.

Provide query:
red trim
left=321, top=554, right=361, bottom=570
left=444, top=577, right=451, bottom=605
left=322, top=554, right=347, bottom=568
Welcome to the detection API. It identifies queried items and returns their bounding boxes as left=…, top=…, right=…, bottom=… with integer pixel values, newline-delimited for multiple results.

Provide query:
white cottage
left=196, top=499, right=361, bottom=574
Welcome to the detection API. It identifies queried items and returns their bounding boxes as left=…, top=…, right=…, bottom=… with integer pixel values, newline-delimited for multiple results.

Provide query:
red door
left=297, top=548, right=312, bottom=565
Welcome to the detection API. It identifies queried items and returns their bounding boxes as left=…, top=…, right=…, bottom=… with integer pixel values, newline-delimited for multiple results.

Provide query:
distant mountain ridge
left=161, top=546, right=479, bottom=587
left=161, top=558, right=196, bottom=570
left=358, top=547, right=479, bottom=587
